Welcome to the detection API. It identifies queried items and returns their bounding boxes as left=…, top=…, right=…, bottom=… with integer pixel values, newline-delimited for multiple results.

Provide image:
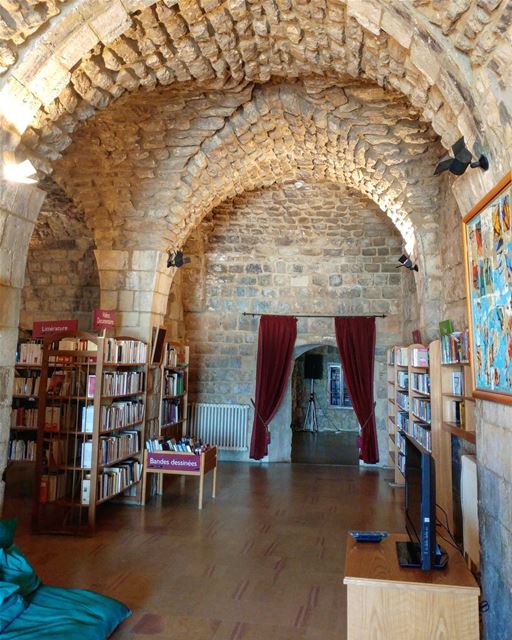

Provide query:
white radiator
left=188, top=403, right=250, bottom=450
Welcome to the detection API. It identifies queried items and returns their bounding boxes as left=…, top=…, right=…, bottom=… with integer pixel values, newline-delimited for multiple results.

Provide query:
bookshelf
left=159, top=342, right=189, bottom=441
left=32, top=333, right=148, bottom=535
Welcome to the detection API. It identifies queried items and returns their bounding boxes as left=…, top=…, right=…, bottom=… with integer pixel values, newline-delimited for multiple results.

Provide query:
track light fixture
left=434, top=137, right=489, bottom=176
left=397, top=254, right=418, bottom=272
left=167, top=250, right=191, bottom=268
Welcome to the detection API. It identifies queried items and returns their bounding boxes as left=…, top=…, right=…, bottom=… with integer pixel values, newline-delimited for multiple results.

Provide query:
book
left=87, top=374, right=96, bottom=398
left=80, top=405, right=94, bottom=433
left=452, top=372, right=463, bottom=396
left=439, top=319, right=454, bottom=336
left=81, top=441, right=93, bottom=468
left=81, top=476, right=91, bottom=505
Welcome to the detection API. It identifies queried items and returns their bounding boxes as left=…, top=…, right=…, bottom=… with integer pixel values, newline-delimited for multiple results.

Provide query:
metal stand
left=304, top=379, right=318, bottom=432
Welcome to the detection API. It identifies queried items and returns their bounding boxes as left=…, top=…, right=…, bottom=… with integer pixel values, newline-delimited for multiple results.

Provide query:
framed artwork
left=463, top=172, right=512, bottom=404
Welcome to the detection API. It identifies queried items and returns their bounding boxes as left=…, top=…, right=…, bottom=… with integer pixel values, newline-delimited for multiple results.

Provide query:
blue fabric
left=0, top=520, right=16, bottom=548
left=1, top=585, right=131, bottom=639
left=0, top=544, right=41, bottom=596
left=0, top=581, right=26, bottom=632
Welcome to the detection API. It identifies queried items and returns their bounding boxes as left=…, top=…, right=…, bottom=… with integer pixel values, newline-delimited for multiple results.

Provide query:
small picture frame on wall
left=463, top=171, right=512, bottom=404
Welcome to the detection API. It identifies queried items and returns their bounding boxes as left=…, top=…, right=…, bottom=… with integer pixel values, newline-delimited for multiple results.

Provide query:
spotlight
left=434, top=137, right=489, bottom=176
left=167, top=250, right=191, bottom=268
left=397, top=254, right=418, bottom=272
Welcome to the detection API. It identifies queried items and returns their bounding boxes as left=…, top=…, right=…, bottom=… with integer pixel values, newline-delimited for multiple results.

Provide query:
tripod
left=303, top=379, right=318, bottom=432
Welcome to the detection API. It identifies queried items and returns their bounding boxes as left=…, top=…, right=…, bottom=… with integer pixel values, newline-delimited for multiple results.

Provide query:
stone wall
left=171, top=181, right=407, bottom=462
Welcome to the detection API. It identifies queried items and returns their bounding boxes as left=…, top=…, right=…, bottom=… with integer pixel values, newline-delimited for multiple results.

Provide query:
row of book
left=396, top=431, right=406, bottom=456
left=104, top=339, right=147, bottom=364
left=11, top=407, right=38, bottom=429
left=397, top=371, right=409, bottom=389
left=80, top=430, right=139, bottom=467
left=161, top=399, right=181, bottom=426
left=410, top=347, right=429, bottom=367
left=81, top=459, right=142, bottom=504
left=13, top=376, right=40, bottom=396
left=411, top=372, right=430, bottom=395
left=410, top=421, right=432, bottom=452
left=49, top=339, right=97, bottom=364
left=102, top=371, right=145, bottom=397
left=441, top=330, right=470, bottom=364
left=448, top=399, right=466, bottom=427
left=411, top=397, right=431, bottom=424
left=17, top=342, right=42, bottom=365
left=163, top=371, right=184, bottom=396
left=145, top=437, right=208, bottom=454
left=396, top=391, right=409, bottom=411
left=39, top=473, right=66, bottom=503
left=398, top=451, right=406, bottom=475
left=8, top=439, right=36, bottom=461
left=396, top=410, right=409, bottom=432
left=99, top=401, right=145, bottom=432
left=395, top=347, right=408, bottom=366
left=164, top=344, right=182, bottom=368
left=47, top=370, right=95, bottom=398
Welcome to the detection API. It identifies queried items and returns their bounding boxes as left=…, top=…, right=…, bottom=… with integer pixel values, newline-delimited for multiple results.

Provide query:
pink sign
left=33, top=319, right=78, bottom=338
left=147, top=453, right=200, bottom=472
left=93, top=309, right=115, bottom=330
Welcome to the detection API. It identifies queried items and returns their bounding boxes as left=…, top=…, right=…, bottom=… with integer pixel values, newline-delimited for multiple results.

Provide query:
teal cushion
left=0, top=521, right=16, bottom=548
left=0, top=546, right=41, bottom=596
left=0, top=581, right=26, bottom=632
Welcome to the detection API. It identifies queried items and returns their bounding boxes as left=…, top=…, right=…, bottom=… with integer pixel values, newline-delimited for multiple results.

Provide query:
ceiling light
left=167, top=250, right=191, bottom=268
left=434, top=137, right=488, bottom=176
left=3, top=158, right=37, bottom=184
left=396, top=254, right=418, bottom=272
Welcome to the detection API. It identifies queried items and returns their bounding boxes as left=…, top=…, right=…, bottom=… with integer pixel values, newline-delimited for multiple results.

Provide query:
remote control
left=350, top=531, right=388, bottom=543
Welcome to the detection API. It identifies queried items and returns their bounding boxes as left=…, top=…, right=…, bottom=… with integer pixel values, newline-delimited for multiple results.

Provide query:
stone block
left=89, top=0, right=132, bottom=45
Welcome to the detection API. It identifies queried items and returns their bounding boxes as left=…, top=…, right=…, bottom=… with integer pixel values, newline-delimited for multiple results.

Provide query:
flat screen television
left=396, top=437, right=448, bottom=571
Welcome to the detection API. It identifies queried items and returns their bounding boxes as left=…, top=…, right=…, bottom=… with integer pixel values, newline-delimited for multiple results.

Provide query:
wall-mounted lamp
left=167, top=250, right=191, bottom=268
left=2, top=157, right=37, bottom=184
left=434, top=137, right=488, bottom=176
left=397, top=254, right=418, bottom=272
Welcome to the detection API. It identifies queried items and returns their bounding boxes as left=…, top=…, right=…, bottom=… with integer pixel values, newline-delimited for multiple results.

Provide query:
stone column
left=0, top=181, right=45, bottom=509
left=95, top=249, right=176, bottom=341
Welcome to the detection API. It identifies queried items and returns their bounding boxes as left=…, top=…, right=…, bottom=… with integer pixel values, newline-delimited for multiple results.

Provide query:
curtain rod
left=242, top=313, right=387, bottom=318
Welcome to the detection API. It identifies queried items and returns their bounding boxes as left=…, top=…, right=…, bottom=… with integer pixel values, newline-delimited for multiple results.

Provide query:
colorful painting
left=464, top=174, right=512, bottom=403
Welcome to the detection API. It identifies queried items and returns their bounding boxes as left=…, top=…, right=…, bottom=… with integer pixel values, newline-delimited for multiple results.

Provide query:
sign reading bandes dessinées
left=33, top=319, right=78, bottom=338
left=93, top=309, right=115, bottom=330
left=147, top=453, right=200, bottom=472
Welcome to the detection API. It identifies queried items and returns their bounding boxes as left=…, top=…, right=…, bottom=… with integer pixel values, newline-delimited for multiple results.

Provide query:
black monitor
left=396, top=437, right=448, bottom=571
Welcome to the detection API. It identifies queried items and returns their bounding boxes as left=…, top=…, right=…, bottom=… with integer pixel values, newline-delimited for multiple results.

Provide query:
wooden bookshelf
left=32, top=333, right=148, bottom=535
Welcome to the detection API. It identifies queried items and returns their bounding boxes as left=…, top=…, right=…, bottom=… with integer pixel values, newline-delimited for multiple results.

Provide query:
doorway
left=290, top=346, right=359, bottom=465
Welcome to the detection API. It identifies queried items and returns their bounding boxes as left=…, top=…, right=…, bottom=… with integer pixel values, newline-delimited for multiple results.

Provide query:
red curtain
left=250, top=315, right=297, bottom=460
left=334, top=316, right=379, bottom=464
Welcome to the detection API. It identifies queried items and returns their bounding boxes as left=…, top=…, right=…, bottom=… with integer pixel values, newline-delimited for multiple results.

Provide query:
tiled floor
left=5, top=462, right=404, bottom=639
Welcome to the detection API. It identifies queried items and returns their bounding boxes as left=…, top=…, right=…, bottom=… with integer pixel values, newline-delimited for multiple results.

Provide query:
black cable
left=436, top=530, right=463, bottom=553
left=436, top=520, right=464, bottom=554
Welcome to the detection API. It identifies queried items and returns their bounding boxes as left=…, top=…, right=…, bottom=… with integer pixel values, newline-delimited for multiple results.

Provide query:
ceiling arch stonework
left=53, top=78, right=442, bottom=254
left=0, top=0, right=510, bottom=174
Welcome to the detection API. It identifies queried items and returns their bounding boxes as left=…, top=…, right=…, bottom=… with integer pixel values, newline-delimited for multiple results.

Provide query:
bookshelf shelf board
left=12, top=395, right=38, bottom=400
left=161, top=419, right=185, bottom=429
left=403, top=431, right=431, bottom=455
left=411, top=388, right=430, bottom=397
left=388, top=399, right=395, bottom=405
left=396, top=364, right=408, bottom=369
left=8, top=459, right=36, bottom=464
left=396, top=404, right=408, bottom=412
left=162, top=393, right=185, bottom=400
left=388, top=415, right=395, bottom=424
left=388, top=381, right=395, bottom=386
left=99, top=420, right=144, bottom=435
left=47, top=350, right=98, bottom=358
left=164, top=365, right=188, bottom=371
left=411, top=412, right=431, bottom=425
left=389, top=450, right=396, bottom=463
left=46, top=499, right=88, bottom=509
left=103, top=362, right=147, bottom=367
left=397, top=385, right=408, bottom=391
left=442, top=423, right=477, bottom=444
left=442, top=360, right=470, bottom=367
left=443, top=393, right=464, bottom=400
left=15, top=363, right=42, bottom=368
left=95, top=480, right=141, bottom=505
left=99, top=451, right=141, bottom=469
left=47, top=395, right=92, bottom=402
left=10, top=426, right=38, bottom=431
left=410, top=365, right=429, bottom=371
left=101, top=391, right=145, bottom=400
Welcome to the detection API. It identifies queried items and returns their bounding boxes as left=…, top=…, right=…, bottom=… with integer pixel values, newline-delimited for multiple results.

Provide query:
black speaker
left=304, top=354, right=323, bottom=380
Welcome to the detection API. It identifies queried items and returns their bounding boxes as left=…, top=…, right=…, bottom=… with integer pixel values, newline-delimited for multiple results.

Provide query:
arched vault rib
left=2, top=0, right=499, bottom=168
left=55, top=78, right=442, bottom=259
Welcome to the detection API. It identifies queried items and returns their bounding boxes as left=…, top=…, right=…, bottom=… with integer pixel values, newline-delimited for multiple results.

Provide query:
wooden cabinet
left=344, top=533, right=480, bottom=640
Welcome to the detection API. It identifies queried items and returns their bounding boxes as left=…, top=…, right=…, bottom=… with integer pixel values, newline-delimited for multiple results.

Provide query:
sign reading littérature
left=33, top=319, right=78, bottom=338
left=92, top=309, right=115, bottom=331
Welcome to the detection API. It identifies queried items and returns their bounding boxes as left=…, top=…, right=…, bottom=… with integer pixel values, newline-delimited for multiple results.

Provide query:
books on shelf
left=99, top=400, right=144, bottom=432
left=398, top=451, right=406, bottom=475
left=145, top=436, right=208, bottom=454
left=98, top=431, right=139, bottom=465
left=102, top=371, right=145, bottom=397
left=411, top=421, right=432, bottom=452
left=8, top=439, right=36, bottom=461
left=395, top=347, right=408, bottom=366
left=411, top=397, right=431, bottom=424
left=410, top=347, right=429, bottom=367
left=81, top=441, right=93, bottom=468
left=11, top=407, right=38, bottom=429
left=396, top=411, right=409, bottom=432
left=163, top=371, right=184, bottom=396
left=96, top=460, right=142, bottom=503
left=80, top=405, right=95, bottom=433
left=387, top=349, right=395, bottom=366
left=397, top=371, right=409, bottom=389
left=441, top=329, right=470, bottom=364
left=452, top=371, right=463, bottom=396
left=18, top=342, right=42, bottom=365
left=396, top=391, right=409, bottom=411
left=411, top=372, right=430, bottom=395
left=13, top=375, right=40, bottom=396
left=104, top=339, right=147, bottom=364
left=39, top=473, right=66, bottom=503
left=439, top=319, right=454, bottom=336
left=161, top=399, right=180, bottom=425
left=396, top=431, right=406, bottom=455
left=44, top=406, right=61, bottom=431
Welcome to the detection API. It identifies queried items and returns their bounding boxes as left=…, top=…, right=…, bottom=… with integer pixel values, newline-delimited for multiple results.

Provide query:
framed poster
left=463, top=171, right=512, bottom=404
